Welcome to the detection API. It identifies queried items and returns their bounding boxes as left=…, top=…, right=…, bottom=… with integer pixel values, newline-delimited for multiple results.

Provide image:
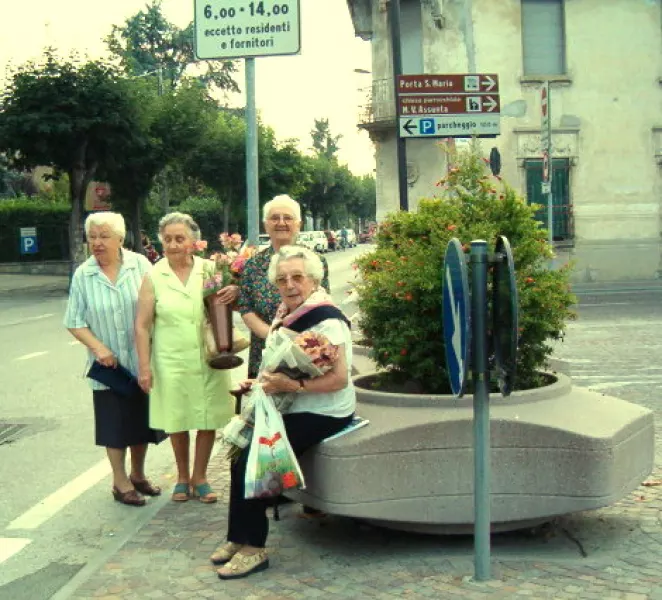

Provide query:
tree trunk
left=68, top=167, right=94, bottom=265
left=130, top=197, right=144, bottom=254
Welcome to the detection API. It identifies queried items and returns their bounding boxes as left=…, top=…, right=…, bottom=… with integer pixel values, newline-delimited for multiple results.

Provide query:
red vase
left=203, top=295, right=244, bottom=370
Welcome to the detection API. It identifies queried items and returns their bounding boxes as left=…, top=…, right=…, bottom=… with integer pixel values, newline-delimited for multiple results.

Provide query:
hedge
left=0, top=198, right=70, bottom=262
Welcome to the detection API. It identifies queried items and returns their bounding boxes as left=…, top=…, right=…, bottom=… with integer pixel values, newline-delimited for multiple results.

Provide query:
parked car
left=297, top=231, right=328, bottom=253
left=324, top=230, right=337, bottom=251
left=258, top=234, right=271, bottom=251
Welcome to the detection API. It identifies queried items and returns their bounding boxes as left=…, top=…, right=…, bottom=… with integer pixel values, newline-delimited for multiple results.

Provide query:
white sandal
left=217, top=550, right=269, bottom=580
left=209, top=542, right=241, bottom=565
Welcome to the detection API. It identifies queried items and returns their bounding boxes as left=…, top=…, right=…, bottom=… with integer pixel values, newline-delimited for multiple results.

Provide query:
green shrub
left=355, top=144, right=575, bottom=394
left=0, top=197, right=70, bottom=262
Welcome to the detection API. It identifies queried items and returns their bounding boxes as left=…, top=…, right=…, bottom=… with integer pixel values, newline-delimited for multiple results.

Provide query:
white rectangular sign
left=399, top=115, right=500, bottom=138
left=19, top=227, right=36, bottom=236
left=194, top=0, right=301, bottom=60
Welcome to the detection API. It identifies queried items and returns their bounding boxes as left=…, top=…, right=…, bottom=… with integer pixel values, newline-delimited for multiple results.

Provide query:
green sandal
left=191, top=482, right=217, bottom=504
left=172, top=483, right=190, bottom=502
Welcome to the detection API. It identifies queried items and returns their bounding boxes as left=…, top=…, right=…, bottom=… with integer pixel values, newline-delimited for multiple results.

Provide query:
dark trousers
left=227, top=411, right=353, bottom=548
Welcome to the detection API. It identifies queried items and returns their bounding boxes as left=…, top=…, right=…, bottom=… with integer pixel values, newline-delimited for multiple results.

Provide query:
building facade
left=347, top=0, right=662, bottom=282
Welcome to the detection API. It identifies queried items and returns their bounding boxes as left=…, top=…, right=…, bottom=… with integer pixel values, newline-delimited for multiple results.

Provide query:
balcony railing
left=357, top=78, right=396, bottom=128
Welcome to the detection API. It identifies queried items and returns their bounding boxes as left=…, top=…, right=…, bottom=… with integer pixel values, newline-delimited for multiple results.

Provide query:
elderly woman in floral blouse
left=237, top=195, right=329, bottom=379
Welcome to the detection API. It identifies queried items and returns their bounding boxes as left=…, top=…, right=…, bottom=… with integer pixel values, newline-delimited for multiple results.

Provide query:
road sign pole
left=389, top=0, right=409, bottom=211
left=470, top=240, right=491, bottom=581
left=245, top=57, right=259, bottom=246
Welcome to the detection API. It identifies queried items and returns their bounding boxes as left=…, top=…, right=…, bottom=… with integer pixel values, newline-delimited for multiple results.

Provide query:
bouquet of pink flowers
left=202, top=233, right=256, bottom=298
left=221, top=328, right=340, bottom=460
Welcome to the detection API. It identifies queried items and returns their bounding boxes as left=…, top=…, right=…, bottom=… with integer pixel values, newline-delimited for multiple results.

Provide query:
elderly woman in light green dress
left=135, top=212, right=236, bottom=503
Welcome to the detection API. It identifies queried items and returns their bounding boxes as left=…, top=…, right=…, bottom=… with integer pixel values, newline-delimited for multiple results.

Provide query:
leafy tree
left=103, top=79, right=218, bottom=248
left=0, top=52, right=144, bottom=262
left=310, top=118, right=341, bottom=160
left=106, top=0, right=239, bottom=93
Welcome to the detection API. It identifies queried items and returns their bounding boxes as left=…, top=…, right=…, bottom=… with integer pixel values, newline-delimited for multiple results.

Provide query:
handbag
left=244, top=387, right=305, bottom=500
left=87, top=361, right=143, bottom=398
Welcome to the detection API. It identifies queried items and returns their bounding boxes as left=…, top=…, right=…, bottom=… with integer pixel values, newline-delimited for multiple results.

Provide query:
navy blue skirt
left=93, top=390, right=167, bottom=449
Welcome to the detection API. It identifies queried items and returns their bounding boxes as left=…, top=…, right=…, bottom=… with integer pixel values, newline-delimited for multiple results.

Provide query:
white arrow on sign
left=445, top=265, right=464, bottom=383
left=484, top=96, right=498, bottom=112
left=481, top=75, right=496, bottom=92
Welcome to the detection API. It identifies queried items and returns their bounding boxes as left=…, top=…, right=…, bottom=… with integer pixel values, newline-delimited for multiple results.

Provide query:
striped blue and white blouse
left=63, top=249, right=152, bottom=390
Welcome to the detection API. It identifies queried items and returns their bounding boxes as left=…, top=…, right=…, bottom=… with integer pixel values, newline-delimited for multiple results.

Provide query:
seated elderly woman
left=211, top=245, right=355, bottom=580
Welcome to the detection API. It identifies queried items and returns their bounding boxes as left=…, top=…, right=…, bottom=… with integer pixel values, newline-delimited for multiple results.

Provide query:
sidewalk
left=51, top=451, right=662, bottom=600
left=0, top=273, right=69, bottom=296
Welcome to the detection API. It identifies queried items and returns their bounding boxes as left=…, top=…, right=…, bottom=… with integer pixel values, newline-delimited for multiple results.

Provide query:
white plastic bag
left=244, top=386, right=306, bottom=500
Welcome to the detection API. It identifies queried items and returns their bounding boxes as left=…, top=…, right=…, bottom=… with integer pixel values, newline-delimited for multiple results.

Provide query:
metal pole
left=389, top=0, right=408, bottom=211
left=245, top=58, right=259, bottom=245
left=470, top=239, right=491, bottom=581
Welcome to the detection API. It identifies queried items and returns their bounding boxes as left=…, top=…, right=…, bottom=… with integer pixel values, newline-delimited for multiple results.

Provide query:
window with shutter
left=521, top=0, right=566, bottom=76
left=525, top=158, right=573, bottom=242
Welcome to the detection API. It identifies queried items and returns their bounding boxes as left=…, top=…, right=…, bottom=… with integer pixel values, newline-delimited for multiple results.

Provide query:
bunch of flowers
left=222, top=328, right=339, bottom=461
left=202, top=233, right=256, bottom=298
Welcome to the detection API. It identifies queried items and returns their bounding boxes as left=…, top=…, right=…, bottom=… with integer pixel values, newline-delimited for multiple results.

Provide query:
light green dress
left=149, top=256, right=233, bottom=433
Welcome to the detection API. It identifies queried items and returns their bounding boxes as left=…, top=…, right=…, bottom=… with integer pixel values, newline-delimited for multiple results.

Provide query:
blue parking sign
left=20, top=227, right=38, bottom=255
left=420, top=118, right=436, bottom=135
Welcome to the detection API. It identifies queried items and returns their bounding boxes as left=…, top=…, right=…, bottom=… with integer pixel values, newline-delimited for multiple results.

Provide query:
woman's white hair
left=158, top=212, right=201, bottom=242
left=84, top=212, right=126, bottom=240
left=268, top=245, right=324, bottom=285
left=262, top=194, right=301, bottom=222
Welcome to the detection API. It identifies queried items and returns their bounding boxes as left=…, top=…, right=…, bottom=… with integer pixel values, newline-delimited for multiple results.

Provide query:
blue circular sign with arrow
left=442, top=238, right=471, bottom=397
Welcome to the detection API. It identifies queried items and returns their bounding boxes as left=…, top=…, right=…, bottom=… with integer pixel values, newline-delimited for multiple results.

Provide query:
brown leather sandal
left=130, top=477, right=162, bottom=497
left=112, top=486, right=146, bottom=507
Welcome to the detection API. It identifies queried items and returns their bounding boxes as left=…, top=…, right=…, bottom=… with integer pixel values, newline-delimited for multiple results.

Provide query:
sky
left=0, top=0, right=375, bottom=175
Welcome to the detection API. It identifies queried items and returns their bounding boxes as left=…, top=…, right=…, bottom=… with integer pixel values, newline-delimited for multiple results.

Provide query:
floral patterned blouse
left=237, top=245, right=330, bottom=377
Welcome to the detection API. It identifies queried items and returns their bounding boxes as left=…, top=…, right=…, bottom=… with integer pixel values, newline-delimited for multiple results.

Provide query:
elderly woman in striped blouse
left=64, top=212, right=163, bottom=507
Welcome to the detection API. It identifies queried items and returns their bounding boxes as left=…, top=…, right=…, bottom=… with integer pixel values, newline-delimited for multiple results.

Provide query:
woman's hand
left=237, top=379, right=255, bottom=392
left=216, top=284, right=239, bottom=305
left=138, top=369, right=152, bottom=393
left=93, top=345, right=117, bottom=368
left=261, top=372, right=299, bottom=395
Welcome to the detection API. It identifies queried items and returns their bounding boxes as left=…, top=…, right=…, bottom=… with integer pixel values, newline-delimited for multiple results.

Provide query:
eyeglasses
left=267, top=214, right=296, bottom=224
left=275, top=273, right=308, bottom=287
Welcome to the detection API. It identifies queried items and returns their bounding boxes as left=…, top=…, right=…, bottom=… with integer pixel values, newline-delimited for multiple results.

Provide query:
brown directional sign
left=397, top=73, right=499, bottom=95
left=399, top=94, right=500, bottom=117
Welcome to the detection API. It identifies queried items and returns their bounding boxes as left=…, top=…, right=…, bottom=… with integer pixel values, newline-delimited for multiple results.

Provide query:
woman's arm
left=67, top=327, right=117, bottom=367
left=135, top=275, right=156, bottom=392
left=241, top=312, right=271, bottom=339
left=260, top=345, right=349, bottom=395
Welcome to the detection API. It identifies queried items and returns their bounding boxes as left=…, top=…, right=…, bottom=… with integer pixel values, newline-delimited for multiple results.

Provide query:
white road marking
left=578, top=302, right=630, bottom=307
left=569, top=320, right=662, bottom=329
left=587, top=380, right=658, bottom=391
left=69, top=340, right=81, bottom=346
left=0, top=313, right=54, bottom=327
left=13, top=351, right=49, bottom=361
left=7, top=460, right=110, bottom=531
left=0, top=538, right=31, bottom=564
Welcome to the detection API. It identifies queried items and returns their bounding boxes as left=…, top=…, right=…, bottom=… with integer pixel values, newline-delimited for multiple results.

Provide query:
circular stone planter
left=287, top=370, right=654, bottom=534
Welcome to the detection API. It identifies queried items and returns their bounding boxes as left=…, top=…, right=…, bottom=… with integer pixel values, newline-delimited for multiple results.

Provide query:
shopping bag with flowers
left=221, top=328, right=340, bottom=462
left=200, top=233, right=256, bottom=369
left=243, top=385, right=305, bottom=500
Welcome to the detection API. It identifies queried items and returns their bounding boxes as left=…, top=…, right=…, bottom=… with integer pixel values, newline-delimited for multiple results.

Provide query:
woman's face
left=161, top=223, right=195, bottom=260
left=264, top=204, right=301, bottom=246
left=88, top=224, right=122, bottom=262
left=275, top=258, right=316, bottom=312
